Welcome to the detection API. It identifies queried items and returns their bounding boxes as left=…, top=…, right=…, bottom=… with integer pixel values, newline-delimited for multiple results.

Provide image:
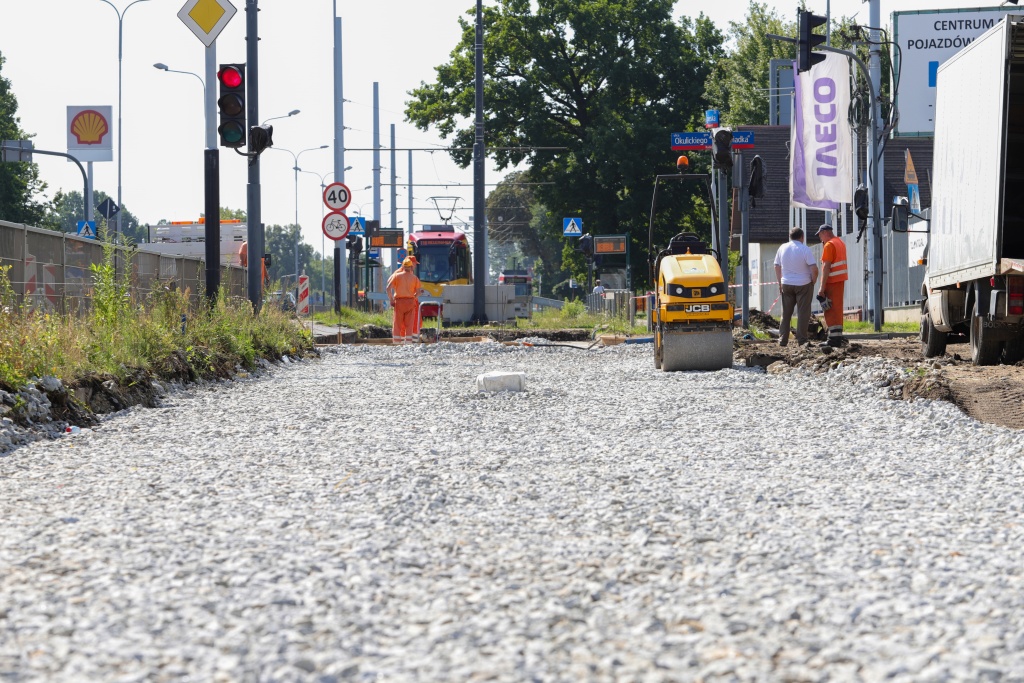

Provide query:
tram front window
left=415, top=245, right=455, bottom=283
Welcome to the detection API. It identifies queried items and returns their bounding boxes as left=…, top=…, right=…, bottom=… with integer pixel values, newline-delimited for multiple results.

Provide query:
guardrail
left=532, top=296, right=564, bottom=310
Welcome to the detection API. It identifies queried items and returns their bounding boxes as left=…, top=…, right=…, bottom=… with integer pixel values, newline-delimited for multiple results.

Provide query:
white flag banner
left=790, top=53, right=853, bottom=210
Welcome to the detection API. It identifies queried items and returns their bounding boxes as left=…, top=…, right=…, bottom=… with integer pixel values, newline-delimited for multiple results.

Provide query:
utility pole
left=868, top=0, right=884, bottom=330
left=472, top=0, right=487, bottom=322
left=245, top=0, right=263, bottom=311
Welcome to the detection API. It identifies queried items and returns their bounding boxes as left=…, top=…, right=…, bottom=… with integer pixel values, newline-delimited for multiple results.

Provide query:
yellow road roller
left=653, top=233, right=734, bottom=371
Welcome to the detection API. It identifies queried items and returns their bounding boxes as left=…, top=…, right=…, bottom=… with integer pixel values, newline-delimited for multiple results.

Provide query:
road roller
left=653, top=233, right=734, bottom=371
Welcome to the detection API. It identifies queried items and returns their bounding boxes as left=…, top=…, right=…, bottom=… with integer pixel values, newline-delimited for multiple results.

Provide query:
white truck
left=143, top=219, right=248, bottom=266
left=912, top=14, right=1024, bottom=365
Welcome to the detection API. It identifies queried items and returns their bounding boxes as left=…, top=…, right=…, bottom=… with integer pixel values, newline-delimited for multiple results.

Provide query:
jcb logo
left=684, top=304, right=711, bottom=313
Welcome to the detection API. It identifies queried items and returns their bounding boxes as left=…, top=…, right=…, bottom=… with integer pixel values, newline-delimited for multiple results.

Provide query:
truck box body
left=141, top=221, right=248, bottom=267
left=929, top=16, right=1024, bottom=288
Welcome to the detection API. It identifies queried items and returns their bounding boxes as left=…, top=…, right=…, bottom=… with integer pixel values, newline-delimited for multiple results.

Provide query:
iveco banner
left=790, top=53, right=852, bottom=211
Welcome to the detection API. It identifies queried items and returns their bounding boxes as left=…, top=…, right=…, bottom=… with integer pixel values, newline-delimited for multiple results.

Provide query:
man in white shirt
left=773, top=227, right=819, bottom=346
left=592, top=279, right=606, bottom=296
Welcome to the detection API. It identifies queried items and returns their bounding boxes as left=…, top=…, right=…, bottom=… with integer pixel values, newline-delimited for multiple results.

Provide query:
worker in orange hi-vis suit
left=815, top=224, right=848, bottom=348
left=238, top=241, right=268, bottom=288
left=386, top=256, right=425, bottom=344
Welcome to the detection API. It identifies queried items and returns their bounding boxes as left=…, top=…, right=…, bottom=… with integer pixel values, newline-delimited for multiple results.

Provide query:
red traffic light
left=218, top=66, right=243, bottom=89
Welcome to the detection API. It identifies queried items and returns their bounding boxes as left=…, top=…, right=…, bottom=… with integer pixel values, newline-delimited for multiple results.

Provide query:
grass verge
left=0, top=253, right=312, bottom=393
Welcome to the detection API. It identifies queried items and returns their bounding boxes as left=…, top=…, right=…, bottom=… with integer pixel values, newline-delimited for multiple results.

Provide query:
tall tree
left=263, top=224, right=316, bottom=287
left=406, top=0, right=725, bottom=288
left=0, top=50, right=48, bottom=227
left=486, top=171, right=565, bottom=296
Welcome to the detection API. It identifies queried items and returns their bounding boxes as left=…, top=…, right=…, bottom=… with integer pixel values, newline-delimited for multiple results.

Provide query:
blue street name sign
left=671, top=131, right=712, bottom=151
left=731, top=131, right=756, bottom=149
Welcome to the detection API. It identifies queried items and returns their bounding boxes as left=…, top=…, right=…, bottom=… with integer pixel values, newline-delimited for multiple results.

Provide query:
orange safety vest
left=822, top=237, right=848, bottom=283
left=387, top=268, right=421, bottom=299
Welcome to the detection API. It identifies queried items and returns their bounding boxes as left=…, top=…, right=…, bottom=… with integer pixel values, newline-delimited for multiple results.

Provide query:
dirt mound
left=736, top=335, right=1024, bottom=430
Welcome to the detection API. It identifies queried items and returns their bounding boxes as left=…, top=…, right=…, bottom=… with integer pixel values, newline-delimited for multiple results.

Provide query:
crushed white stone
left=2, top=342, right=1024, bottom=681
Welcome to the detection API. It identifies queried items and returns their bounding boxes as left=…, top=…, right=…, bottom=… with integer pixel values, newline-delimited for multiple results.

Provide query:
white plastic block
left=476, top=371, right=527, bottom=392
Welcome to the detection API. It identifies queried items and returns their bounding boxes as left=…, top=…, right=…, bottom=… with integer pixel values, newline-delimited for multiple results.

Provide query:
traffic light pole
left=204, top=38, right=221, bottom=304
left=245, top=0, right=263, bottom=311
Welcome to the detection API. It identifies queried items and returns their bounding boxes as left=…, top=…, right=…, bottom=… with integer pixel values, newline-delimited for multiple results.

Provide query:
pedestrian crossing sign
left=563, top=217, right=583, bottom=237
left=76, top=220, right=96, bottom=239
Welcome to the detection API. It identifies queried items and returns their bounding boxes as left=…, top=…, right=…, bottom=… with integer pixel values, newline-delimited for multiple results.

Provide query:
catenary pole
left=333, top=7, right=346, bottom=312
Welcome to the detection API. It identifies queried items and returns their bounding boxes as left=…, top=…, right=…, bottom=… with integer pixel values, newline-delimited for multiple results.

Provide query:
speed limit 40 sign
left=323, top=182, right=352, bottom=211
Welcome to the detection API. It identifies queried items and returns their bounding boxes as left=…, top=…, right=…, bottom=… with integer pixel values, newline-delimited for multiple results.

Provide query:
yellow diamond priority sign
left=178, top=0, right=237, bottom=47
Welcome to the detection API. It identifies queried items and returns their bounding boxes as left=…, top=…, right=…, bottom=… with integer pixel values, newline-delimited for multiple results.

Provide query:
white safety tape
left=729, top=281, right=780, bottom=288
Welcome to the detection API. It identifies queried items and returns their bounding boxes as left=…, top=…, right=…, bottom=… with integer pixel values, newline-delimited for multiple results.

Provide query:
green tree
left=46, top=189, right=144, bottom=243
left=263, top=224, right=316, bottom=287
left=220, top=206, right=246, bottom=221
left=705, top=2, right=858, bottom=126
left=0, top=50, right=48, bottom=226
left=406, top=0, right=725, bottom=288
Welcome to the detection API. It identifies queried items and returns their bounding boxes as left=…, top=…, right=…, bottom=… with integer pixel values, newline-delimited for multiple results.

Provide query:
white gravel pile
left=3, top=342, right=1024, bottom=681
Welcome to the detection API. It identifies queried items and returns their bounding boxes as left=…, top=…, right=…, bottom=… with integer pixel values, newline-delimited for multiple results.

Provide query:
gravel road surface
left=3, top=343, right=1024, bottom=682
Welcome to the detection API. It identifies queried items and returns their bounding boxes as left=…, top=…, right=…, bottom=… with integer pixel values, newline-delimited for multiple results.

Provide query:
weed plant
left=0, top=235, right=310, bottom=391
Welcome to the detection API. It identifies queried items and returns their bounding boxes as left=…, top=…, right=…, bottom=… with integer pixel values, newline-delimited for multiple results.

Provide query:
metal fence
left=585, top=290, right=632, bottom=315
left=0, top=220, right=248, bottom=314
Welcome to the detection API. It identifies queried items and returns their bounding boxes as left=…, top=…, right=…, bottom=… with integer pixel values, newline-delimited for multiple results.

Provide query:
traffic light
left=346, top=233, right=363, bottom=257
left=712, top=128, right=733, bottom=170
left=797, top=10, right=827, bottom=73
left=248, top=124, right=274, bottom=163
left=579, top=233, right=593, bottom=255
left=217, top=64, right=246, bottom=148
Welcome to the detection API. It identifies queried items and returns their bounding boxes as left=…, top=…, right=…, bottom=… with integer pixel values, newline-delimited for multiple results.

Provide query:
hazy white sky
left=2, top=0, right=1005, bottom=254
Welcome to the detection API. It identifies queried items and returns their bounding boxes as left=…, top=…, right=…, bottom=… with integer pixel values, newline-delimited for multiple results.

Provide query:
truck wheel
left=920, top=310, right=947, bottom=358
left=970, top=313, right=1001, bottom=366
left=1003, top=337, right=1024, bottom=365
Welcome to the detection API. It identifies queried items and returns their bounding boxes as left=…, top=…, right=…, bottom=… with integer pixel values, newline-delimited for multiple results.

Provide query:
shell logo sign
left=67, top=105, right=113, bottom=162
left=70, top=110, right=109, bottom=145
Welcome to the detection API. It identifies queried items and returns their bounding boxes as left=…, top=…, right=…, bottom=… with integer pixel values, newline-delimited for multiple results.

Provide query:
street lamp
left=96, top=0, right=153, bottom=243
left=262, top=110, right=300, bottom=126
left=153, top=63, right=205, bottom=134
left=272, top=145, right=329, bottom=301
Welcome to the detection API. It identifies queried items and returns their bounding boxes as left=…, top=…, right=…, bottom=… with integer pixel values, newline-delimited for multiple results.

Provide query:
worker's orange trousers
left=392, top=298, right=420, bottom=343
left=822, top=280, right=845, bottom=338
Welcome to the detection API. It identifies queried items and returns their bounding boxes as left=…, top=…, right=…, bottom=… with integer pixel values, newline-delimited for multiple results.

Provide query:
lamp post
left=96, top=0, right=152, bottom=243
left=262, top=109, right=300, bottom=126
left=272, top=145, right=329, bottom=300
left=153, top=63, right=205, bottom=135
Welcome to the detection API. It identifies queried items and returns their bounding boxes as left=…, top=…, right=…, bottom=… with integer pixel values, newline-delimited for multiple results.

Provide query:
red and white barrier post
left=297, top=275, right=310, bottom=315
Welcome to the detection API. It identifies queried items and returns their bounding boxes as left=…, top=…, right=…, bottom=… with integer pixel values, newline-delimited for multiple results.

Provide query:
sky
left=2, top=0, right=1009, bottom=257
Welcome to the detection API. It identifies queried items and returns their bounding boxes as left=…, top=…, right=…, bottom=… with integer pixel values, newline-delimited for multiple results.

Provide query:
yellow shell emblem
left=71, top=110, right=109, bottom=145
